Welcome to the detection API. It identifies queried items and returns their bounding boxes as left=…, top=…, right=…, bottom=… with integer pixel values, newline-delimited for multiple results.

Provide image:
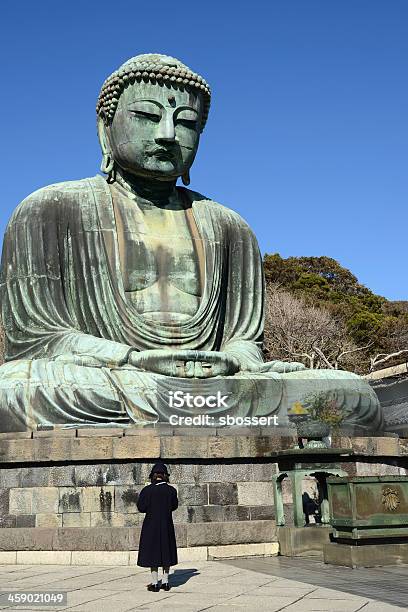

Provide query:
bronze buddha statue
left=0, top=54, right=383, bottom=433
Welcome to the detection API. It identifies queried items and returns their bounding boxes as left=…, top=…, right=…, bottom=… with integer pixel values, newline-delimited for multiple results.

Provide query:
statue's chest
left=113, top=194, right=204, bottom=296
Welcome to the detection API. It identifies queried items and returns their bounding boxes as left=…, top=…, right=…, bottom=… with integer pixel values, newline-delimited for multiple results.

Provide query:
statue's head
left=96, top=54, right=211, bottom=184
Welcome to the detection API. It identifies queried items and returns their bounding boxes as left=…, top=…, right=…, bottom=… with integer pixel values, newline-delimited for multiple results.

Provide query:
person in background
left=137, top=462, right=178, bottom=592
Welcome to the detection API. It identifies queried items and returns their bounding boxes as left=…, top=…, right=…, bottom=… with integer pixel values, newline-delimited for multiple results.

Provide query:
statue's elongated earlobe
left=100, top=153, right=114, bottom=174
left=98, top=117, right=115, bottom=180
left=182, top=170, right=190, bottom=186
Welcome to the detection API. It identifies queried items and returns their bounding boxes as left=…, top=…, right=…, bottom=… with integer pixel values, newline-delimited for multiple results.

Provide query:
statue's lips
left=147, top=148, right=175, bottom=161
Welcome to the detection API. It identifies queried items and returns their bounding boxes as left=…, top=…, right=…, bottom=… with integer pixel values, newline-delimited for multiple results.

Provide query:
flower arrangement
left=288, top=392, right=348, bottom=429
left=304, top=392, right=348, bottom=428
left=288, top=401, right=309, bottom=417
left=288, top=392, right=349, bottom=448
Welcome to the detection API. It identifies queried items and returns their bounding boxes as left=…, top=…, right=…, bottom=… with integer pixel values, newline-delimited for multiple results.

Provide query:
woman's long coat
left=137, top=482, right=178, bottom=567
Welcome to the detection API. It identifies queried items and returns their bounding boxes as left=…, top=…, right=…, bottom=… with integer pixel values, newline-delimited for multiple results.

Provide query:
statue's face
left=106, top=81, right=202, bottom=180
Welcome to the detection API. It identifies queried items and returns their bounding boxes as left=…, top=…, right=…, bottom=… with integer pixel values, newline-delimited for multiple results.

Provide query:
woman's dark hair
left=151, top=472, right=169, bottom=483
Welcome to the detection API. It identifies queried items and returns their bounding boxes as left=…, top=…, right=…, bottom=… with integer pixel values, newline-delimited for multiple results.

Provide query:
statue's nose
left=155, top=115, right=176, bottom=143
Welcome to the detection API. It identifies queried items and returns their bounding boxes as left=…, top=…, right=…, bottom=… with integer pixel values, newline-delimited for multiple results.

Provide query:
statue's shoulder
left=19, top=176, right=100, bottom=206
left=10, top=176, right=103, bottom=222
left=186, top=188, right=255, bottom=233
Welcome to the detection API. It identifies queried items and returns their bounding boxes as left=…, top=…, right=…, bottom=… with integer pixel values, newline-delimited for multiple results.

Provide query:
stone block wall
left=0, top=430, right=407, bottom=558
left=0, top=460, right=280, bottom=549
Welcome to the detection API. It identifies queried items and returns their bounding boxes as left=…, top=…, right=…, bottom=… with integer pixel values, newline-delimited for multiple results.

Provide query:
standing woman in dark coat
left=137, top=462, right=178, bottom=592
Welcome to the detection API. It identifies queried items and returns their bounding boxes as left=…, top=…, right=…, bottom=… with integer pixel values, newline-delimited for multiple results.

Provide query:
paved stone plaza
left=0, top=558, right=406, bottom=611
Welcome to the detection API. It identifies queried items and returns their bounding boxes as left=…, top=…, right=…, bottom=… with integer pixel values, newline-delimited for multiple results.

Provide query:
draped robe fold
left=0, top=175, right=383, bottom=432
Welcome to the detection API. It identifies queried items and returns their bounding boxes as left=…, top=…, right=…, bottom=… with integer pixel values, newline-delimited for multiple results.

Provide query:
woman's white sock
left=151, top=568, right=158, bottom=585
left=162, top=567, right=169, bottom=584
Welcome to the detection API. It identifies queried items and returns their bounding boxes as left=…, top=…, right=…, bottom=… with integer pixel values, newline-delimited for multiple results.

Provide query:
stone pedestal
left=0, top=427, right=292, bottom=564
left=324, top=541, right=408, bottom=568
left=0, top=428, right=406, bottom=564
left=278, top=526, right=332, bottom=557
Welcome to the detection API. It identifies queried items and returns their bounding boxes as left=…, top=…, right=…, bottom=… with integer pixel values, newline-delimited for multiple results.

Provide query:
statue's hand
left=128, top=349, right=240, bottom=378
left=181, top=351, right=240, bottom=378
left=259, top=360, right=306, bottom=374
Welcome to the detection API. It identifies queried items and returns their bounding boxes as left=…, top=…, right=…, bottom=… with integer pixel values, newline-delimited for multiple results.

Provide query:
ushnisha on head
left=97, top=53, right=211, bottom=131
left=96, top=54, right=211, bottom=185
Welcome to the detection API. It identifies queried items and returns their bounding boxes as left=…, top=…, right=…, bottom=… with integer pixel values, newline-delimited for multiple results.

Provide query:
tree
left=263, top=253, right=408, bottom=373
left=263, top=253, right=375, bottom=299
left=368, top=314, right=408, bottom=371
left=347, top=311, right=383, bottom=345
left=264, top=284, right=368, bottom=371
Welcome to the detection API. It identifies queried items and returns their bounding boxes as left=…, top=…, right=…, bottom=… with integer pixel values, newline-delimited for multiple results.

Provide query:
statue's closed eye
left=175, top=118, right=197, bottom=129
left=130, top=110, right=161, bottom=123
left=175, top=109, right=198, bottom=130
left=128, top=101, right=162, bottom=122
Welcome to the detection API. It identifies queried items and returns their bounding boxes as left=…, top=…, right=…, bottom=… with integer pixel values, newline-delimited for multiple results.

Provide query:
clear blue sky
left=2, top=1, right=407, bottom=300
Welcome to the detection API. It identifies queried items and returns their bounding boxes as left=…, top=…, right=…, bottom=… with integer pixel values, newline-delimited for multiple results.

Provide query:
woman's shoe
left=147, top=584, right=160, bottom=592
left=161, top=584, right=170, bottom=591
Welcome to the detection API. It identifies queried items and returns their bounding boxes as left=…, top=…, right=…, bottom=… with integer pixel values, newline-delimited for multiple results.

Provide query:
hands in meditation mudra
left=0, top=54, right=383, bottom=432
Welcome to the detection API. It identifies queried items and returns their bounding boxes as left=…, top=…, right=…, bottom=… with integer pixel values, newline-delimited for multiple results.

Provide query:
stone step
left=0, top=542, right=279, bottom=565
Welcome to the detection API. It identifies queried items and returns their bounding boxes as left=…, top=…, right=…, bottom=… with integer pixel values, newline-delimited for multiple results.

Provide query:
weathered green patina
left=272, top=448, right=350, bottom=527
left=328, top=475, right=408, bottom=540
left=0, top=54, right=384, bottom=432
